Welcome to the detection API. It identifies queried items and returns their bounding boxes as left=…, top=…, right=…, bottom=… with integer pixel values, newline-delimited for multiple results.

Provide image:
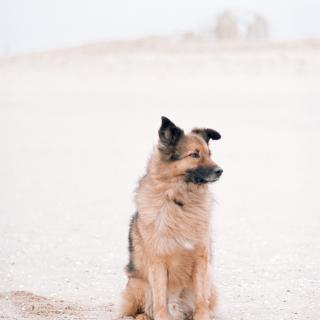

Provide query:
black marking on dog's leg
left=126, top=212, right=138, bottom=273
left=173, top=199, right=184, bottom=208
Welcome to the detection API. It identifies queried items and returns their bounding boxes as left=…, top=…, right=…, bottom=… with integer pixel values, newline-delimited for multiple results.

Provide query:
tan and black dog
left=120, top=117, right=223, bottom=320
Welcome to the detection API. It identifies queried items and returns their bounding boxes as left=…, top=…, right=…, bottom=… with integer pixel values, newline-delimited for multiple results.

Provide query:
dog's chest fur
left=135, top=176, right=212, bottom=255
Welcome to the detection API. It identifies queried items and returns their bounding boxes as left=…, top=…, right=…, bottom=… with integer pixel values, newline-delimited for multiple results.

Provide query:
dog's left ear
left=159, top=116, right=184, bottom=148
left=192, top=128, right=221, bottom=144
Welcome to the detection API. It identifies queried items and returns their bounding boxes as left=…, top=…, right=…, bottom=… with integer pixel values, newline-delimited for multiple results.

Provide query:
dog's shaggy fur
left=120, top=117, right=222, bottom=320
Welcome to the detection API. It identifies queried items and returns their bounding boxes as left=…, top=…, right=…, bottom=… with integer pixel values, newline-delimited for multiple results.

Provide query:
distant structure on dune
left=213, top=9, right=269, bottom=41
left=246, top=15, right=269, bottom=40
left=214, top=11, right=239, bottom=40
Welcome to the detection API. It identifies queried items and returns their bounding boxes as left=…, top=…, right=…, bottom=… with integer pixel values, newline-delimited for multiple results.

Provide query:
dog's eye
left=190, top=152, right=200, bottom=159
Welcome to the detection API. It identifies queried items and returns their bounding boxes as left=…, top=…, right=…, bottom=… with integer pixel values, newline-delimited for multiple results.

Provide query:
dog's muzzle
left=185, top=166, right=223, bottom=184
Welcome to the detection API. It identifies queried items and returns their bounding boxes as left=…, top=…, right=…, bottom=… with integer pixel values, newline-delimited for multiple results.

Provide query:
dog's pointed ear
left=192, top=128, right=221, bottom=144
left=159, top=116, right=184, bottom=147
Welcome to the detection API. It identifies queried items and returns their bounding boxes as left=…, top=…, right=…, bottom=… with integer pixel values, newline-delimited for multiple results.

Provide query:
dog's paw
left=168, top=302, right=185, bottom=320
left=193, top=308, right=210, bottom=320
left=136, top=313, right=151, bottom=320
left=154, top=310, right=170, bottom=320
left=154, top=316, right=169, bottom=320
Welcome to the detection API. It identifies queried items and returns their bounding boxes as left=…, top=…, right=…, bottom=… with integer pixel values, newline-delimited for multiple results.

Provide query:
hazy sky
left=0, top=0, right=319, bottom=56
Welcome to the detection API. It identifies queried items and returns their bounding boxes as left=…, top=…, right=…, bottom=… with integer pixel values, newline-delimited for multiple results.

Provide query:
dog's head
left=158, top=116, right=223, bottom=184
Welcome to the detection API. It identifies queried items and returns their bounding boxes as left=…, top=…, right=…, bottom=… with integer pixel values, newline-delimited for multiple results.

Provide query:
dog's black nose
left=213, top=167, right=223, bottom=177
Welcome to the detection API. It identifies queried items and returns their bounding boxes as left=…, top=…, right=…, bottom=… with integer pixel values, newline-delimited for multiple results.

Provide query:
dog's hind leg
left=120, top=278, right=148, bottom=317
left=208, top=286, right=217, bottom=312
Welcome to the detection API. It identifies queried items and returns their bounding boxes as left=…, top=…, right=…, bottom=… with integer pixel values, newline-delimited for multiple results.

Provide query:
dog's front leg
left=193, top=247, right=210, bottom=320
left=148, top=260, right=169, bottom=320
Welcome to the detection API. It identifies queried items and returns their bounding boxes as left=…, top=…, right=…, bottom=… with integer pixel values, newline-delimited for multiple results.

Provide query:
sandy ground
left=0, top=38, right=320, bottom=320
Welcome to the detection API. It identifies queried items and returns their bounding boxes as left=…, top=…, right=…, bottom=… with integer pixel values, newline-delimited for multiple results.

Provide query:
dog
left=120, top=116, right=223, bottom=320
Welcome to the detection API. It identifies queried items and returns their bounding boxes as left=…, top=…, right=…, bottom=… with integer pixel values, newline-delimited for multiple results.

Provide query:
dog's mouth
left=204, top=177, right=219, bottom=183
left=185, top=166, right=223, bottom=185
left=190, top=176, right=219, bottom=184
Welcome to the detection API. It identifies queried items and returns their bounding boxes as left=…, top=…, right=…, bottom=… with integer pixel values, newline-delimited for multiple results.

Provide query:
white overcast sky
left=0, top=0, right=319, bottom=56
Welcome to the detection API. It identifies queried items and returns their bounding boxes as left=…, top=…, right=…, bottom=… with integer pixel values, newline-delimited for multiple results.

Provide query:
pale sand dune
left=0, top=38, right=320, bottom=319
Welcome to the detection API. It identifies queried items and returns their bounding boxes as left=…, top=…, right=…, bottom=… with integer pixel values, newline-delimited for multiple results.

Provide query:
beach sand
left=0, top=38, right=320, bottom=319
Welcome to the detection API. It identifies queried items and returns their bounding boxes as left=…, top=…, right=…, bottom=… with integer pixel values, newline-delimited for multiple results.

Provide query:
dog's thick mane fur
left=134, top=148, right=212, bottom=256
